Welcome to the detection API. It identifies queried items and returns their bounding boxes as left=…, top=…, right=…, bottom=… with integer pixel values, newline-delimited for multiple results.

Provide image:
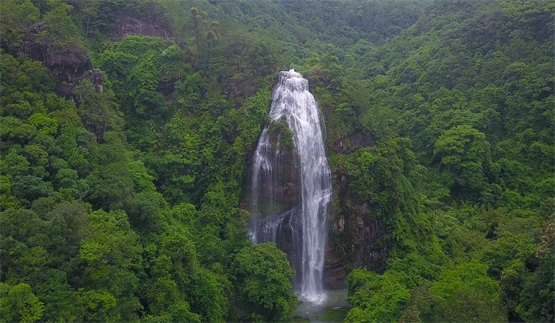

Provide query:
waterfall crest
left=249, top=69, right=331, bottom=304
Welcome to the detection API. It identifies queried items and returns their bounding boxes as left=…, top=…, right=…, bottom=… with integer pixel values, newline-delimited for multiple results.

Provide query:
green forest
left=0, top=0, right=553, bottom=322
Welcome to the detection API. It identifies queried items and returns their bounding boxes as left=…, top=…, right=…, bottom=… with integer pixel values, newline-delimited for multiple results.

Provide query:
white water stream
left=249, top=69, right=331, bottom=304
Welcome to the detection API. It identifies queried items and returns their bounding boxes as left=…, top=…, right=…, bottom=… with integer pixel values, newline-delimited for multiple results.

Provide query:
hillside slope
left=0, top=0, right=552, bottom=322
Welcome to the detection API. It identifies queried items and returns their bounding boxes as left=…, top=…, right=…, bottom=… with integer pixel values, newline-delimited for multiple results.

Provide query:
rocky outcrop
left=23, top=22, right=104, bottom=98
left=323, top=171, right=388, bottom=289
left=334, top=131, right=375, bottom=154
left=322, top=127, right=386, bottom=288
left=115, top=16, right=171, bottom=39
left=83, top=69, right=105, bottom=92
left=18, top=15, right=173, bottom=98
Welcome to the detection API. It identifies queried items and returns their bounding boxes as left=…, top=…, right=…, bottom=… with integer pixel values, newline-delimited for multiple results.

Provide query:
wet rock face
left=246, top=120, right=302, bottom=217
left=323, top=168, right=388, bottom=289
left=334, top=131, right=374, bottom=154
left=115, top=16, right=171, bottom=39
left=325, top=202, right=387, bottom=284
left=250, top=207, right=304, bottom=287
left=23, top=22, right=104, bottom=98
left=244, top=118, right=305, bottom=286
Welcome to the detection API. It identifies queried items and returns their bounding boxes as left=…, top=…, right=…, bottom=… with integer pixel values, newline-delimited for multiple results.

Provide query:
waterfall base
left=295, top=289, right=349, bottom=322
left=299, top=291, right=327, bottom=305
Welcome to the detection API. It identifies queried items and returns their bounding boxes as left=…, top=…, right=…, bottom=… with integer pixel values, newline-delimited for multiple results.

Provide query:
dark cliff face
left=243, top=119, right=304, bottom=285
left=302, top=69, right=388, bottom=288
left=21, top=21, right=104, bottom=98
left=323, top=129, right=387, bottom=289
left=244, top=119, right=301, bottom=217
left=323, top=171, right=388, bottom=289
left=13, top=15, right=172, bottom=99
left=115, top=16, right=171, bottom=39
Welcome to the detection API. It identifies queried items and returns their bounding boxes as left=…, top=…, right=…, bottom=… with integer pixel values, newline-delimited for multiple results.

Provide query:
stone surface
left=322, top=165, right=388, bottom=289
left=246, top=122, right=304, bottom=287
left=322, top=127, right=387, bottom=288
left=244, top=121, right=302, bottom=217
left=23, top=21, right=104, bottom=98
left=115, top=16, right=171, bottom=39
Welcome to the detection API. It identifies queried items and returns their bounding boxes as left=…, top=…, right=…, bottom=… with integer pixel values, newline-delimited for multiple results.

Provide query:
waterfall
left=249, top=69, right=331, bottom=304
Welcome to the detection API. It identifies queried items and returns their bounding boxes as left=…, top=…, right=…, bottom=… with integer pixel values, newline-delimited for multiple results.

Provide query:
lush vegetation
left=1, top=0, right=553, bottom=322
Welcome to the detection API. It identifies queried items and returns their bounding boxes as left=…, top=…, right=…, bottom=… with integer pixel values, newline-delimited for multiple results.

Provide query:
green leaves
left=76, top=288, right=117, bottom=322
left=429, top=261, right=505, bottom=322
left=434, top=125, right=489, bottom=167
left=75, top=79, right=121, bottom=140
left=96, top=35, right=185, bottom=124
left=434, top=125, right=492, bottom=200
left=0, top=283, right=44, bottom=323
left=346, top=269, right=410, bottom=323
left=28, top=113, right=58, bottom=136
left=77, top=210, right=142, bottom=320
left=0, top=0, right=40, bottom=51
left=232, top=243, right=297, bottom=322
left=431, top=262, right=500, bottom=301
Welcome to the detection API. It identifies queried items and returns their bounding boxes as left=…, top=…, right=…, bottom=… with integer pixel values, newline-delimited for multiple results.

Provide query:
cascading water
left=249, top=69, right=332, bottom=304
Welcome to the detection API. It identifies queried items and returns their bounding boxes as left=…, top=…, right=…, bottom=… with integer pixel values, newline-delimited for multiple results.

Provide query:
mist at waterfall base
left=248, top=69, right=332, bottom=304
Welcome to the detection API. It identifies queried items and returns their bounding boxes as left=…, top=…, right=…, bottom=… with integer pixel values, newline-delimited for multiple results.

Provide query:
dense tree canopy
left=0, top=0, right=552, bottom=322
